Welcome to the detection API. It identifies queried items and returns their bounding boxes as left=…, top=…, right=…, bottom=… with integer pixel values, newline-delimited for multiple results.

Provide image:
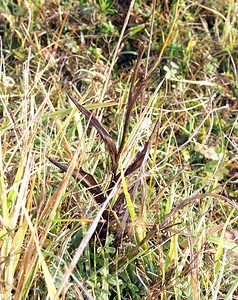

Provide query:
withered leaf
left=49, top=157, right=106, bottom=204
left=69, top=95, right=118, bottom=174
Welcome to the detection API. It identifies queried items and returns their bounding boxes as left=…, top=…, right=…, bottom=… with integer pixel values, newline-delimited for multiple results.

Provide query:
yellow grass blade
left=121, top=169, right=136, bottom=222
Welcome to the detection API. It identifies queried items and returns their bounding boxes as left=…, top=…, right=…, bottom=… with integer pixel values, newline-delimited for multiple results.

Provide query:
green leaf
left=208, top=236, right=238, bottom=254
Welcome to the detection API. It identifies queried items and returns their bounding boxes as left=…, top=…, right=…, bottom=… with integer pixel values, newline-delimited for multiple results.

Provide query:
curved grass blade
left=49, top=157, right=106, bottom=204
left=68, top=95, right=118, bottom=174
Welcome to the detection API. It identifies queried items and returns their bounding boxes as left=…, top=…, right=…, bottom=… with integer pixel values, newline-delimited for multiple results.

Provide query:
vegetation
left=0, top=0, right=237, bottom=299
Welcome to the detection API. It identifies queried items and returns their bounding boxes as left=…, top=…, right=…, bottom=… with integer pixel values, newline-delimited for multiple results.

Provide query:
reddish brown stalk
left=118, top=46, right=145, bottom=157
left=69, top=95, right=118, bottom=175
left=49, top=157, right=106, bottom=204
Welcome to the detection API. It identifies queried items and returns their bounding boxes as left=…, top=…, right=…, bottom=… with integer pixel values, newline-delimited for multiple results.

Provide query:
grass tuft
left=0, top=0, right=237, bottom=299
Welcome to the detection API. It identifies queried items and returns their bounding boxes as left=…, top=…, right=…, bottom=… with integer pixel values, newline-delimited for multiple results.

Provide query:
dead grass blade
left=48, top=157, right=106, bottom=204
left=54, top=178, right=121, bottom=299
left=100, top=0, right=136, bottom=100
left=136, top=191, right=238, bottom=254
left=22, top=205, right=59, bottom=300
left=146, top=0, right=180, bottom=78
left=69, top=95, right=118, bottom=174
left=114, top=191, right=238, bottom=273
left=16, top=143, right=83, bottom=299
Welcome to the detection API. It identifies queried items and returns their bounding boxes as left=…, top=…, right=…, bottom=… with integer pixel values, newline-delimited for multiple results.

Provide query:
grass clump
left=0, top=0, right=238, bottom=299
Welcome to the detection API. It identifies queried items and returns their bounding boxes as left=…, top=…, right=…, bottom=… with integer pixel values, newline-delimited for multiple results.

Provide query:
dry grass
left=0, top=0, right=238, bottom=299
